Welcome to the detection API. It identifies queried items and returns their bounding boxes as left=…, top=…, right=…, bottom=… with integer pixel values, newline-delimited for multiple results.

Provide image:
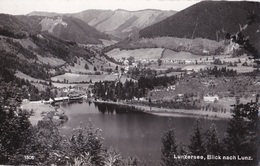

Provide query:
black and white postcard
left=0, top=0, right=259, bottom=165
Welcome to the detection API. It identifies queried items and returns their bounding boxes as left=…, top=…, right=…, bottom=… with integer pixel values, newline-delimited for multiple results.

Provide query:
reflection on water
left=59, top=102, right=228, bottom=166
left=94, top=102, right=146, bottom=114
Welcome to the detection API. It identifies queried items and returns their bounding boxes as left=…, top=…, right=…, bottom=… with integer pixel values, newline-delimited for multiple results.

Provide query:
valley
left=29, top=9, right=176, bottom=39
left=1, top=0, right=259, bottom=131
left=0, top=1, right=260, bottom=165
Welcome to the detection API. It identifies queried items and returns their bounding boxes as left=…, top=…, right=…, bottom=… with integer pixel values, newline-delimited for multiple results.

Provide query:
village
left=22, top=54, right=259, bottom=119
left=17, top=36, right=260, bottom=119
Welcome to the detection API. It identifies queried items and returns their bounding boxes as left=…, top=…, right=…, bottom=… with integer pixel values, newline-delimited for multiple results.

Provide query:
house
left=175, top=94, right=184, bottom=102
left=178, top=94, right=184, bottom=97
left=132, top=62, right=138, bottom=67
left=167, top=85, right=176, bottom=91
left=202, top=49, right=209, bottom=55
left=43, top=98, right=54, bottom=104
left=124, top=66, right=130, bottom=73
left=22, top=99, right=29, bottom=102
left=63, top=88, right=75, bottom=93
left=203, top=94, right=219, bottom=102
left=185, top=68, right=194, bottom=75
left=67, top=93, right=83, bottom=101
left=123, top=59, right=129, bottom=65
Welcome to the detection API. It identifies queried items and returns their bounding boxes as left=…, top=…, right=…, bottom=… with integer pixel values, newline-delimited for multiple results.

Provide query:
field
left=62, top=55, right=120, bottom=74
left=52, top=83, right=77, bottom=88
left=137, top=37, right=225, bottom=55
left=37, top=55, right=65, bottom=66
left=213, top=97, right=256, bottom=110
left=149, top=85, right=256, bottom=113
left=227, top=66, right=254, bottom=73
left=100, top=39, right=117, bottom=46
left=51, top=72, right=132, bottom=83
left=106, top=48, right=164, bottom=60
left=15, top=71, right=45, bottom=83
left=150, top=49, right=255, bottom=73
left=162, top=49, right=209, bottom=60
left=64, top=58, right=94, bottom=73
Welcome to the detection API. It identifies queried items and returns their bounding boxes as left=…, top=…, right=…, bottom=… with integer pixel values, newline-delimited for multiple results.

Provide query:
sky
left=0, top=0, right=201, bottom=15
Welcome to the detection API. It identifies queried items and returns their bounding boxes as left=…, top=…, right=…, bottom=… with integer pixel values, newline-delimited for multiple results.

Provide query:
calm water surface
left=59, top=102, right=228, bottom=165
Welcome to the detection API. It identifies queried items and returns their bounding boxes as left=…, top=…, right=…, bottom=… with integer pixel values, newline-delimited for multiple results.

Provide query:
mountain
left=103, top=1, right=260, bottom=57
left=0, top=14, right=110, bottom=44
left=35, top=16, right=110, bottom=44
left=28, top=9, right=176, bottom=39
left=137, top=1, right=260, bottom=56
left=0, top=14, right=117, bottom=81
left=27, top=11, right=61, bottom=17
left=139, top=1, right=260, bottom=42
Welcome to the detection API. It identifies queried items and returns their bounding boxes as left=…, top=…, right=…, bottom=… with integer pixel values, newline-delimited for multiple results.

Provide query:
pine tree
left=85, top=63, right=89, bottom=70
left=94, top=66, right=97, bottom=71
left=223, top=99, right=259, bottom=166
left=189, top=120, right=206, bottom=155
left=204, top=123, right=223, bottom=166
left=205, top=124, right=222, bottom=154
left=188, top=119, right=206, bottom=166
left=161, top=120, right=178, bottom=166
left=177, top=142, right=191, bottom=166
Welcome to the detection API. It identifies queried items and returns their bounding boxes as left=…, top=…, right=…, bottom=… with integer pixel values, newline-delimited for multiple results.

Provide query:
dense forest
left=0, top=25, right=100, bottom=80
left=161, top=98, right=259, bottom=166
left=92, top=74, right=177, bottom=101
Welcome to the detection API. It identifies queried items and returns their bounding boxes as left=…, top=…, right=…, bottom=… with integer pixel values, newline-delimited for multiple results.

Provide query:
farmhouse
left=167, top=85, right=176, bottom=91
left=123, top=59, right=129, bottom=65
left=203, top=94, right=219, bottom=102
left=184, top=67, right=194, bottom=75
left=175, top=94, right=184, bottom=102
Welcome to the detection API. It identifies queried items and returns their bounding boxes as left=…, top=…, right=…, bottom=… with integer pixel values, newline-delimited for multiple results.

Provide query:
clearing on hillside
left=106, top=48, right=164, bottom=60
left=51, top=73, right=133, bottom=83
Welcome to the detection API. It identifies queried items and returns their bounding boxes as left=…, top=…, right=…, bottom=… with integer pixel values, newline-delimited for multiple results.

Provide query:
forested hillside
left=0, top=16, right=111, bottom=80
left=0, top=14, right=110, bottom=44
left=139, top=1, right=260, bottom=42
left=104, top=1, right=260, bottom=57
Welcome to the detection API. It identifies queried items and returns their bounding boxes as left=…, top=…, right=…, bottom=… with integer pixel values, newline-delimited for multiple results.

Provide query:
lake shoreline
left=93, top=100, right=233, bottom=120
left=22, top=99, right=233, bottom=126
left=21, top=101, right=67, bottom=125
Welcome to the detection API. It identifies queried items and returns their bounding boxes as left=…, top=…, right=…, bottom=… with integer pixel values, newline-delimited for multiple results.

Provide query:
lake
left=59, top=102, right=228, bottom=165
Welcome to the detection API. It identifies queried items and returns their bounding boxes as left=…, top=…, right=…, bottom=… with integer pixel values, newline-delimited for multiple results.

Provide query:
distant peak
left=115, top=9, right=129, bottom=12
left=27, top=11, right=61, bottom=17
left=114, top=8, right=175, bottom=13
left=114, top=9, right=132, bottom=13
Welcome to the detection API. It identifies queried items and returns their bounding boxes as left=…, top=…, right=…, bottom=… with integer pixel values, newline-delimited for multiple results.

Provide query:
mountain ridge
left=27, top=9, right=175, bottom=16
left=136, top=1, right=260, bottom=56
left=103, top=1, right=260, bottom=58
left=139, top=1, right=260, bottom=41
left=28, top=9, right=176, bottom=39
left=0, top=14, right=110, bottom=44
